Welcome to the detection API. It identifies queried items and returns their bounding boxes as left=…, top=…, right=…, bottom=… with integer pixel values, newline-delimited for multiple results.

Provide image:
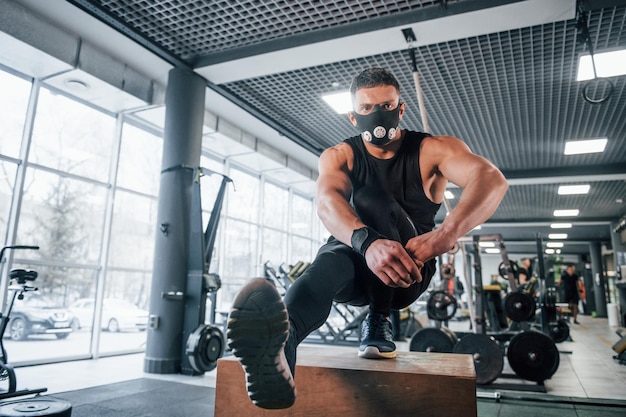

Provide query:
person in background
left=517, top=257, right=532, bottom=285
left=561, top=264, right=580, bottom=324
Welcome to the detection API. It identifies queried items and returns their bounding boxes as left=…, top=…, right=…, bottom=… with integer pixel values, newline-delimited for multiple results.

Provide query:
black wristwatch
left=351, top=226, right=384, bottom=257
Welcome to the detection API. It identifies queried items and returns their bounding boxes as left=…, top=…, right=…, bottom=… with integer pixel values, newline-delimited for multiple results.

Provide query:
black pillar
left=589, top=241, right=607, bottom=318
left=144, top=68, right=205, bottom=374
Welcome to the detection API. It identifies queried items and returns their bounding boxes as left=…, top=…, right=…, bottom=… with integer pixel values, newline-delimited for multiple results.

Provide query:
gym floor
left=12, top=314, right=626, bottom=414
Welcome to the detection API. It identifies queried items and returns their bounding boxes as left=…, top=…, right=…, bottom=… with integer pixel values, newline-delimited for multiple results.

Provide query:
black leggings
left=284, top=186, right=435, bottom=345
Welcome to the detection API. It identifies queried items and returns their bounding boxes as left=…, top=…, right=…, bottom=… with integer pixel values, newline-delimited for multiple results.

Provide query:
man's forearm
left=439, top=168, right=508, bottom=239
left=317, top=195, right=365, bottom=246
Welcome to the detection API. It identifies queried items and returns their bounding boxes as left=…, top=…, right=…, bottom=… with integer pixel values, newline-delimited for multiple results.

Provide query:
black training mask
left=351, top=104, right=402, bottom=147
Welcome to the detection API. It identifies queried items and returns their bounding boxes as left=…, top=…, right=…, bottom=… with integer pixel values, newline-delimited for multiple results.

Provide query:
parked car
left=8, top=292, right=74, bottom=341
left=69, top=298, right=148, bottom=332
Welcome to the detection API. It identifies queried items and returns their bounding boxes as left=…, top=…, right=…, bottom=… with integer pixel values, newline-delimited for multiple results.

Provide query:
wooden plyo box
left=214, top=345, right=476, bottom=417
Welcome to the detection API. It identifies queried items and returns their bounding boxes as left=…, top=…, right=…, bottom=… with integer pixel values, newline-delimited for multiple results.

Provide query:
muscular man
left=227, top=67, right=508, bottom=409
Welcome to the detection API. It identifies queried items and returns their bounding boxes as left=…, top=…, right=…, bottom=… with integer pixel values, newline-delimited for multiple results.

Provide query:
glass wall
left=0, top=64, right=323, bottom=366
left=0, top=70, right=31, bottom=238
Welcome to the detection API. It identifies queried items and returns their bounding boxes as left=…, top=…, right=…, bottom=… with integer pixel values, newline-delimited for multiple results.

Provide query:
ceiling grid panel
left=503, top=30, right=524, bottom=170
left=487, top=32, right=516, bottom=168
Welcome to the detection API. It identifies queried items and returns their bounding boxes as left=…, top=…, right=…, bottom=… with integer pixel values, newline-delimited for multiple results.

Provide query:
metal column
left=144, top=68, right=205, bottom=374
left=589, top=241, right=607, bottom=318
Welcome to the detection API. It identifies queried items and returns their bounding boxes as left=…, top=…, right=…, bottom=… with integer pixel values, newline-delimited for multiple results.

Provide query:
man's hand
left=364, top=239, right=423, bottom=288
left=405, top=229, right=458, bottom=264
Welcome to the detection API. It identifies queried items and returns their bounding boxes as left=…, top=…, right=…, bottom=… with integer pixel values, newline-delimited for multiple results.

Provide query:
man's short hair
left=349, top=67, right=401, bottom=97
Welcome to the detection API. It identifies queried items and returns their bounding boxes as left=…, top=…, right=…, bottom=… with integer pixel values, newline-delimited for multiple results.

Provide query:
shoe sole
left=358, top=346, right=397, bottom=359
left=227, top=278, right=296, bottom=409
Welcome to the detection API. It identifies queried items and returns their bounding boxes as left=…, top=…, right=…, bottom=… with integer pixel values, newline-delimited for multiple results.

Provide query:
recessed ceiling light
left=577, top=49, right=626, bottom=81
left=321, top=91, right=352, bottom=114
left=553, top=209, right=580, bottom=217
left=479, top=242, right=495, bottom=247
left=547, top=242, right=564, bottom=248
left=545, top=248, right=555, bottom=254
left=485, top=248, right=500, bottom=254
left=564, top=138, right=607, bottom=155
left=558, top=184, right=590, bottom=195
left=473, top=225, right=482, bottom=230
left=551, top=223, right=572, bottom=229
left=548, top=233, right=568, bottom=239
left=444, top=190, right=454, bottom=199
left=64, top=79, right=90, bottom=91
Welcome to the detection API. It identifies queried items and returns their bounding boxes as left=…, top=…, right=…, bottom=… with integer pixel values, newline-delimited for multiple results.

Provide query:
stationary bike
left=0, top=245, right=72, bottom=416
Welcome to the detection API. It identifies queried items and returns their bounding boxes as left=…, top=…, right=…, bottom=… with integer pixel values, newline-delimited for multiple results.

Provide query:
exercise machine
left=0, top=245, right=72, bottom=416
left=170, top=166, right=232, bottom=376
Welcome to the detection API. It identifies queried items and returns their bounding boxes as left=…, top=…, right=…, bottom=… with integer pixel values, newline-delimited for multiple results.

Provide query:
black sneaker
left=227, top=278, right=296, bottom=409
left=358, top=312, right=397, bottom=359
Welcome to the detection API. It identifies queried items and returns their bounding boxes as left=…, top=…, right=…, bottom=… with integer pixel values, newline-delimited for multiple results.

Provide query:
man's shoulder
left=321, top=141, right=354, bottom=161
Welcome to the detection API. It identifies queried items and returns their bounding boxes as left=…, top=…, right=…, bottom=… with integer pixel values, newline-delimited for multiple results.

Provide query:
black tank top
left=345, top=131, right=442, bottom=235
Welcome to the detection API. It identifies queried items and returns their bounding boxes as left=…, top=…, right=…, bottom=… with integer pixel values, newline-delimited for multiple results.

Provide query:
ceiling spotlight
left=577, top=49, right=626, bottom=81
left=558, top=185, right=590, bottom=195
left=548, top=233, right=568, bottom=239
left=564, top=138, right=607, bottom=155
left=321, top=91, right=351, bottom=114
left=553, top=209, right=580, bottom=217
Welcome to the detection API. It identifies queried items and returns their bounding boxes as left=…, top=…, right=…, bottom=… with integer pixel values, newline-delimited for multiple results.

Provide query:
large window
left=0, top=64, right=321, bottom=365
left=0, top=162, right=17, bottom=236
left=116, top=123, right=162, bottom=195
left=17, top=169, right=108, bottom=264
left=29, top=87, right=115, bottom=182
left=0, top=70, right=31, bottom=159
left=261, top=181, right=289, bottom=268
left=0, top=70, right=31, bottom=236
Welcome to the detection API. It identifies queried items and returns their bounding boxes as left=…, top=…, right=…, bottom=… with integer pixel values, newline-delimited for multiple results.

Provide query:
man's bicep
left=317, top=170, right=352, bottom=202
left=317, top=147, right=353, bottom=200
left=436, top=138, right=491, bottom=188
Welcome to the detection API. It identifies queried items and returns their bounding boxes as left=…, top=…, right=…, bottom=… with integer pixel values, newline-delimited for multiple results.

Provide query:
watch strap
left=351, top=226, right=384, bottom=257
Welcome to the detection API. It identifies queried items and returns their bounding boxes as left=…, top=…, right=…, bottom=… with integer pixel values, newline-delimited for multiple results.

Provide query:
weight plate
left=549, top=319, right=570, bottom=343
left=0, top=399, right=72, bottom=416
left=498, top=260, right=519, bottom=279
left=186, top=325, right=225, bottom=373
left=426, top=290, right=457, bottom=321
left=507, top=330, right=560, bottom=382
left=409, top=327, right=456, bottom=353
left=504, top=292, right=536, bottom=322
left=453, top=334, right=503, bottom=385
